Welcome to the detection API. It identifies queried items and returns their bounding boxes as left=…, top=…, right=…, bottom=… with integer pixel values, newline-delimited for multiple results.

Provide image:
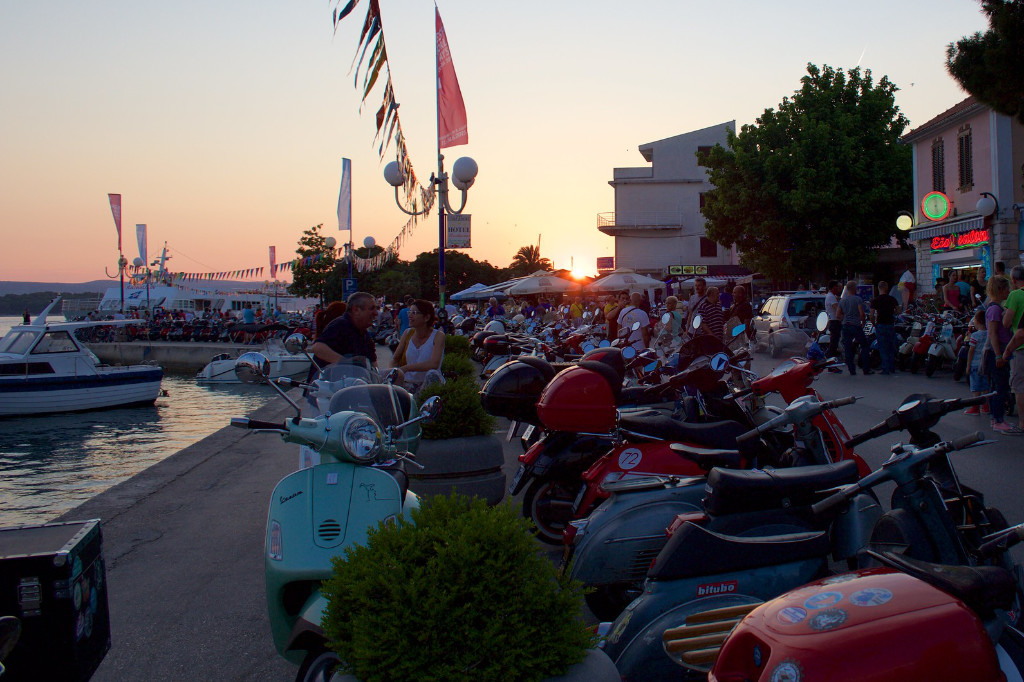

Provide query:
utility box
left=0, top=519, right=110, bottom=681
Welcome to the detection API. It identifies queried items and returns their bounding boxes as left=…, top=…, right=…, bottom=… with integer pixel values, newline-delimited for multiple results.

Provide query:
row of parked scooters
left=476, top=310, right=1024, bottom=680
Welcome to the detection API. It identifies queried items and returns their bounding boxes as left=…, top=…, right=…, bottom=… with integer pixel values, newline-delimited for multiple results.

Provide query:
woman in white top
left=391, top=299, right=445, bottom=392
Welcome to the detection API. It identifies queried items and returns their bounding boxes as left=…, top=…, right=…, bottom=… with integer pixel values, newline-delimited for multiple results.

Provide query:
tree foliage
left=287, top=224, right=338, bottom=304
left=411, top=249, right=505, bottom=300
left=508, top=244, right=552, bottom=277
left=947, top=0, right=1024, bottom=124
left=701, top=64, right=912, bottom=281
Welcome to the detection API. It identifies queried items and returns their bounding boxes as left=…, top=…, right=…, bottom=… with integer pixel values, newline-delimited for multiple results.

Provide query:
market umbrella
left=508, top=274, right=582, bottom=296
left=450, top=283, right=489, bottom=301
left=585, top=268, right=664, bottom=293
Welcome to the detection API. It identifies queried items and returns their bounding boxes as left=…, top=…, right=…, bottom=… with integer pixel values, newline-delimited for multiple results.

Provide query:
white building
left=598, top=121, right=741, bottom=278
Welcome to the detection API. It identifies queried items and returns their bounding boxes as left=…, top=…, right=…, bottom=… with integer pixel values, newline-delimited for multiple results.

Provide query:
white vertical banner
left=446, top=214, right=471, bottom=248
left=136, top=224, right=147, bottom=264
left=337, top=158, right=352, bottom=233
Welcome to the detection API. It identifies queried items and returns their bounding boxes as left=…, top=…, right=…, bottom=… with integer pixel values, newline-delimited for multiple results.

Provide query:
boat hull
left=196, top=355, right=310, bottom=384
left=0, top=367, right=164, bottom=416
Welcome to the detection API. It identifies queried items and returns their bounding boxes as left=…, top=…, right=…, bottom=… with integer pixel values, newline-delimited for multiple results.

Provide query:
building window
left=699, top=192, right=706, bottom=210
left=931, top=138, right=944, bottom=192
left=696, top=146, right=713, bottom=166
left=958, top=126, right=973, bottom=191
left=700, top=237, right=718, bottom=258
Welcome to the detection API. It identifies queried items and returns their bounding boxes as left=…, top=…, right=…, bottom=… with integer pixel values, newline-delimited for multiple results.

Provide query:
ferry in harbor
left=62, top=283, right=316, bottom=320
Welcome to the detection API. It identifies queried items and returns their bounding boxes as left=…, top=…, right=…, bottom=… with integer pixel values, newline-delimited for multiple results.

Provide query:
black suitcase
left=0, top=519, right=110, bottom=681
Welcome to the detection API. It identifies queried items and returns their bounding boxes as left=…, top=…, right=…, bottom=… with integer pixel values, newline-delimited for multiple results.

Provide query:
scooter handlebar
left=230, top=417, right=286, bottom=431
left=949, top=431, right=985, bottom=451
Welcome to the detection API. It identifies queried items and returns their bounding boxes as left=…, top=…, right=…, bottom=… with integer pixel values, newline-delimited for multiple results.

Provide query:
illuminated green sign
left=921, top=191, right=952, bottom=221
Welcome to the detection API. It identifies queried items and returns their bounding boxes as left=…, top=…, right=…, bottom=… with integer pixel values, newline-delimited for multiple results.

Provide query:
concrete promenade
left=86, top=341, right=251, bottom=373
left=54, top=353, right=1024, bottom=680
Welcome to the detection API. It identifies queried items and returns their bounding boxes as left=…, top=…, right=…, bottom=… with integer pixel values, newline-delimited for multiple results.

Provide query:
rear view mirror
left=631, top=321, right=642, bottom=331
left=709, top=353, right=730, bottom=372
left=691, top=314, right=703, bottom=330
left=622, top=346, right=637, bottom=360
left=234, top=352, right=271, bottom=384
left=731, top=323, right=746, bottom=337
left=419, top=395, right=442, bottom=421
left=816, top=311, right=828, bottom=332
left=582, top=342, right=596, bottom=352
left=661, top=313, right=672, bottom=325
left=284, top=333, right=308, bottom=354
left=598, top=339, right=611, bottom=348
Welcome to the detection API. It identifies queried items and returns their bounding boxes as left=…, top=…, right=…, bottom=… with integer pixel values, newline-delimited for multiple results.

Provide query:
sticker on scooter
left=770, top=659, right=803, bottom=682
left=803, top=591, right=843, bottom=610
left=821, top=574, right=858, bottom=585
left=326, top=473, right=338, bottom=485
left=849, top=587, right=893, bottom=607
left=807, top=608, right=848, bottom=631
left=618, top=448, right=643, bottom=470
left=777, top=606, right=807, bottom=625
left=696, top=580, right=737, bottom=596
left=360, top=482, right=378, bottom=501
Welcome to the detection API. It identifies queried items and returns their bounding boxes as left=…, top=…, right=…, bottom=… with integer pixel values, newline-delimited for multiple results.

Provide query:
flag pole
left=435, top=7, right=446, bottom=309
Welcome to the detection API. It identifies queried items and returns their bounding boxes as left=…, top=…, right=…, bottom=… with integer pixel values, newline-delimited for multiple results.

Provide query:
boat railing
left=62, top=298, right=102, bottom=321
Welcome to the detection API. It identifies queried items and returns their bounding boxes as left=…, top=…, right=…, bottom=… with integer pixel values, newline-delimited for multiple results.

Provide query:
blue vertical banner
left=980, top=244, right=992, bottom=276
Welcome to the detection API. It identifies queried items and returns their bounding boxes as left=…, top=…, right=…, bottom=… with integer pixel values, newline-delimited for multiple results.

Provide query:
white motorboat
left=0, top=298, right=164, bottom=417
left=195, top=338, right=310, bottom=384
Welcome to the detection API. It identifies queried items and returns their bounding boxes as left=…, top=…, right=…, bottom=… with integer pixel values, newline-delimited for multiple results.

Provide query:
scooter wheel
left=522, top=478, right=578, bottom=545
left=296, top=647, right=341, bottom=682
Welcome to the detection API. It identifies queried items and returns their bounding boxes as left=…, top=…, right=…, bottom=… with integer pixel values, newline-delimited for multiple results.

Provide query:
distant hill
left=0, top=280, right=110, bottom=295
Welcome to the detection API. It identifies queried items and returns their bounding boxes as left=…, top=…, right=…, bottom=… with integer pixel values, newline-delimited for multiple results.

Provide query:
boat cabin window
left=0, top=362, right=55, bottom=376
left=31, top=331, right=79, bottom=354
left=0, top=331, right=38, bottom=355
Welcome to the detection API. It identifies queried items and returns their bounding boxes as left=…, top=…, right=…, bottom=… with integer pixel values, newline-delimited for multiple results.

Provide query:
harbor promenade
left=85, top=341, right=252, bottom=373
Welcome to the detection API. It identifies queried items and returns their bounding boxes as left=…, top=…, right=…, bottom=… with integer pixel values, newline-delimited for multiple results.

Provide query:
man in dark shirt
left=870, top=280, right=900, bottom=375
left=309, top=291, right=379, bottom=375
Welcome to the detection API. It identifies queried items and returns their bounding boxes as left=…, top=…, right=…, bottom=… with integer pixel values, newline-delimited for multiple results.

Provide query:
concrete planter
left=408, top=434, right=506, bottom=505
left=330, top=648, right=619, bottom=682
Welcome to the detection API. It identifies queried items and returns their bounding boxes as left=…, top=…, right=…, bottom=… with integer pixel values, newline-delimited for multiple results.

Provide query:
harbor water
left=0, top=316, right=276, bottom=526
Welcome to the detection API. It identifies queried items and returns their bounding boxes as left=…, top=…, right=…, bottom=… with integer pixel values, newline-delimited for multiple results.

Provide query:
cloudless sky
left=0, top=0, right=989, bottom=282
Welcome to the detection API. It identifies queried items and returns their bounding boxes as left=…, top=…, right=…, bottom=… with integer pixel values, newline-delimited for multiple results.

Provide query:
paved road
left=56, top=349, right=1024, bottom=681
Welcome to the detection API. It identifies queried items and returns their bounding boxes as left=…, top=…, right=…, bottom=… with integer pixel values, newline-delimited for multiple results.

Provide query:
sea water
left=0, top=316, right=276, bottom=525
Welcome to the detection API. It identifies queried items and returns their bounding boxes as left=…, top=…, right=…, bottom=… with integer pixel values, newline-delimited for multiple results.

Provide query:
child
left=964, top=309, right=991, bottom=414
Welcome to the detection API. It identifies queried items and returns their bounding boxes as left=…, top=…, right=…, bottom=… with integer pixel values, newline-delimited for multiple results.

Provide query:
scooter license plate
left=506, top=420, right=520, bottom=442
left=571, top=484, right=587, bottom=513
left=508, top=465, right=525, bottom=494
left=522, top=424, right=535, bottom=441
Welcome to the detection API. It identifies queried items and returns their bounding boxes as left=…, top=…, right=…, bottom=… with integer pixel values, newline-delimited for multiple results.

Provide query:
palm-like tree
left=510, top=245, right=552, bottom=273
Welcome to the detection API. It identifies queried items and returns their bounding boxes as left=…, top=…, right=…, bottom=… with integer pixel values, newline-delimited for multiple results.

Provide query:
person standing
left=663, top=296, right=683, bottom=335
left=686, top=278, right=708, bottom=326
left=970, top=267, right=988, bottom=308
left=870, top=281, right=899, bottom=375
left=726, top=285, right=754, bottom=346
left=605, top=291, right=629, bottom=341
left=1001, top=265, right=1024, bottom=432
left=943, top=270, right=962, bottom=311
left=569, top=296, right=583, bottom=327
left=695, top=287, right=725, bottom=341
left=898, top=266, right=916, bottom=308
left=983, top=276, right=1019, bottom=434
left=838, top=281, right=873, bottom=375
left=617, top=292, right=651, bottom=352
left=964, top=309, right=990, bottom=415
left=485, top=297, right=505, bottom=319
left=308, top=291, right=379, bottom=375
left=22, top=308, right=30, bottom=325
left=824, top=280, right=843, bottom=362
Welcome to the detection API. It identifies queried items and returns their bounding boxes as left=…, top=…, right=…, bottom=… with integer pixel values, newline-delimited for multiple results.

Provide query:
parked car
left=752, top=292, right=826, bottom=357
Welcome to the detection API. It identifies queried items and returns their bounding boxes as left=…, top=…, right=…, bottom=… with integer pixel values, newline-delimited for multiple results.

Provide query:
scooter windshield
left=316, top=356, right=380, bottom=386
left=326, top=383, right=421, bottom=447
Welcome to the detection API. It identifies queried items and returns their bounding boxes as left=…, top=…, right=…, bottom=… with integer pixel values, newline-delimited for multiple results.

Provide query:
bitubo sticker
left=617, top=447, right=643, bottom=470
left=696, top=580, right=737, bottom=596
left=849, top=588, right=893, bottom=607
left=803, top=591, right=843, bottom=610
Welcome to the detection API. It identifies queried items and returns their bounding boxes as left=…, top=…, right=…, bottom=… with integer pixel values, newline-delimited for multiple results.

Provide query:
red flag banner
left=108, top=194, right=122, bottom=250
left=436, top=7, right=468, bottom=149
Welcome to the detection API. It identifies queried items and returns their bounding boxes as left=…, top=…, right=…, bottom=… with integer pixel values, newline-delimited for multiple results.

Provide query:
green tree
left=508, top=244, right=552, bottom=277
left=946, top=0, right=1024, bottom=124
left=412, top=250, right=504, bottom=302
left=288, top=224, right=338, bottom=304
left=701, top=64, right=912, bottom=281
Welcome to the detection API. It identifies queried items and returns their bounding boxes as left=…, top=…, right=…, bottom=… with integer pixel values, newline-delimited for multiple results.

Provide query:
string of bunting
left=330, top=0, right=437, bottom=273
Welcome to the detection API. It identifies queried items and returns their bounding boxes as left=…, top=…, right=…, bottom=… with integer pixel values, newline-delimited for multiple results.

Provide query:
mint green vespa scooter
left=231, top=351, right=440, bottom=681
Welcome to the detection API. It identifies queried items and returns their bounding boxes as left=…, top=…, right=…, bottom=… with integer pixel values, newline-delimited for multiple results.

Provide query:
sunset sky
left=0, top=1, right=989, bottom=283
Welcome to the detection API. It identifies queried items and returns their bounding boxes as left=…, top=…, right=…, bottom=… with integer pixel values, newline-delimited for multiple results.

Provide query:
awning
left=908, top=215, right=985, bottom=242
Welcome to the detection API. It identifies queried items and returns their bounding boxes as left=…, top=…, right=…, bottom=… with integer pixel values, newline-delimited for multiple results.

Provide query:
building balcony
left=597, top=211, right=684, bottom=236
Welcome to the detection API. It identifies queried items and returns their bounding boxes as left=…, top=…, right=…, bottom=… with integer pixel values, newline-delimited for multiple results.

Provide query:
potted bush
left=321, top=495, right=615, bottom=682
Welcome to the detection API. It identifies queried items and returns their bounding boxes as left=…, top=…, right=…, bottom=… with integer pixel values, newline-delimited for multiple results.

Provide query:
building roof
left=901, top=95, right=984, bottom=143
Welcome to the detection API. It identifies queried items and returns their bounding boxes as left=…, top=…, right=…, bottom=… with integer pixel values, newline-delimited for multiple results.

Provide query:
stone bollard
left=408, top=434, right=506, bottom=505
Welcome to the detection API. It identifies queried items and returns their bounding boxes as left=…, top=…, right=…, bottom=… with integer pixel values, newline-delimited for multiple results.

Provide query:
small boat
left=195, top=338, right=310, bottom=384
left=0, top=298, right=164, bottom=417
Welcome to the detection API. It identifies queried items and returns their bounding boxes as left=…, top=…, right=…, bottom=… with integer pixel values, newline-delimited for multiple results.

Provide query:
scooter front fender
left=283, top=591, right=330, bottom=662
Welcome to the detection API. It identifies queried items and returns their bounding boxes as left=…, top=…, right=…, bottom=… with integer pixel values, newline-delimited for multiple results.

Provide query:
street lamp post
left=133, top=258, right=152, bottom=312
left=383, top=155, right=478, bottom=306
left=322, top=236, right=337, bottom=306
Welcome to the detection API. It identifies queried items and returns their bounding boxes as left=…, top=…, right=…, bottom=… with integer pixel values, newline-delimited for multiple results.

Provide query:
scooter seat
left=669, top=442, right=743, bottom=470
left=703, top=460, right=859, bottom=517
left=648, top=522, right=830, bottom=580
left=618, top=412, right=748, bottom=452
left=871, top=550, right=1017, bottom=619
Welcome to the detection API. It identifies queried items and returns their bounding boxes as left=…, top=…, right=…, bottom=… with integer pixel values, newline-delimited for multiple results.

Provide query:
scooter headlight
left=342, top=415, right=382, bottom=463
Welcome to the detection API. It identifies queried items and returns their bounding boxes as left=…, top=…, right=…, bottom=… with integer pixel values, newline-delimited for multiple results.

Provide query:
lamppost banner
left=436, top=7, right=468, bottom=149
left=269, top=246, right=276, bottom=279
left=337, top=158, right=352, bottom=232
left=108, top=193, right=122, bottom=250
left=136, top=224, right=147, bottom=265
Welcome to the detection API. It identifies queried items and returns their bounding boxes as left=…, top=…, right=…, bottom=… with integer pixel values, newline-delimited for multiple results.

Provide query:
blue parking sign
left=343, top=278, right=359, bottom=298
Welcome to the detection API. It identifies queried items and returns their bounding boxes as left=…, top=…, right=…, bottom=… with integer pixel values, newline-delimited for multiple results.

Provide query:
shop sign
left=930, top=228, right=989, bottom=252
left=596, top=256, right=615, bottom=271
left=668, top=265, right=683, bottom=275
left=922, top=191, right=952, bottom=221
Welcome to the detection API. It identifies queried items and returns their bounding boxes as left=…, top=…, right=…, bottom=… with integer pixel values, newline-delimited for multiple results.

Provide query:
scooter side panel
left=569, top=483, right=705, bottom=585
left=601, top=558, right=828, bottom=674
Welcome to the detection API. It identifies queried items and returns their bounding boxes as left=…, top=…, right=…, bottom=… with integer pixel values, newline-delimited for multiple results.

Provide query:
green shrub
left=321, top=495, right=593, bottom=682
left=417, top=376, right=494, bottom=439
left=441, top=352, right=474, bottom=380
left=444, top=333, right=471, bottom=358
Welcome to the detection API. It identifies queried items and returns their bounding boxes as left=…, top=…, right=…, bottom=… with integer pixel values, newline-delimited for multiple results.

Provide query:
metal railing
left=597, top=212, right=684, bottom=229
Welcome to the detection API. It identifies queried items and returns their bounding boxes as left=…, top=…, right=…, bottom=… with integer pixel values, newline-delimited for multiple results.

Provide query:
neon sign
left=922, top=191, right=952, bottom=221
left=930, top=228, right=989, bottom=252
